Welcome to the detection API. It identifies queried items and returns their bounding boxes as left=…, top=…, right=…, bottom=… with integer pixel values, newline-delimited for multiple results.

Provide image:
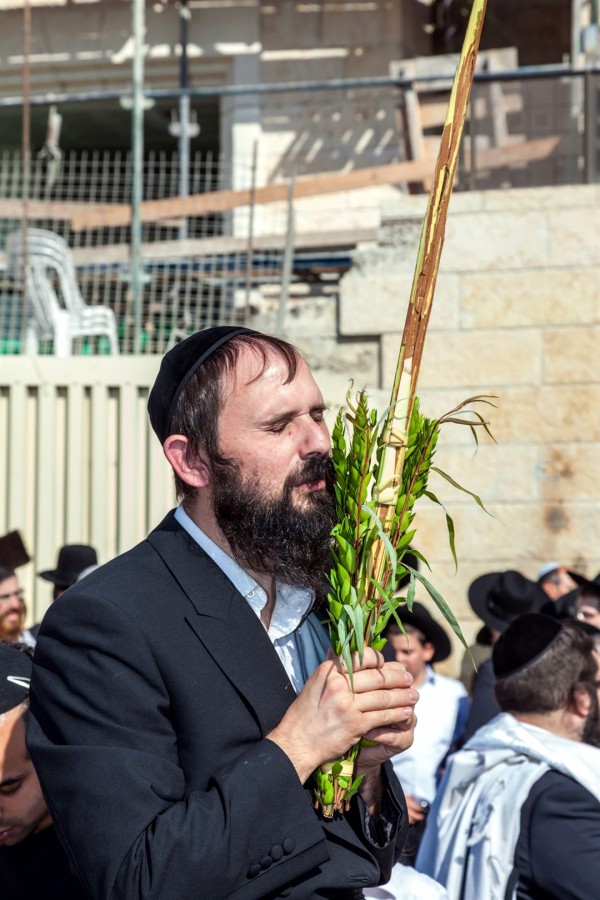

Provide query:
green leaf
left=362, top=504, right=397, bottom=583
left=431, top=466, right=492, bottom=515
left=407, top=567, right=469, bottom=654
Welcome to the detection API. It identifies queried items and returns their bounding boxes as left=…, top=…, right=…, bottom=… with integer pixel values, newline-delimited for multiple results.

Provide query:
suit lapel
left=147, top=514, right=296, bottom=734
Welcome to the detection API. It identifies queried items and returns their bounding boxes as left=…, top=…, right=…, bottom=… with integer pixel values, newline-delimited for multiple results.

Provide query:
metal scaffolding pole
left=131, top=0, right=145, bottom=353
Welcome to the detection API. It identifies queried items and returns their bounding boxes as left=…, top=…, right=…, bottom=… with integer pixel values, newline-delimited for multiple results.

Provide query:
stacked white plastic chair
left=6, top=228, right=119, bottom=356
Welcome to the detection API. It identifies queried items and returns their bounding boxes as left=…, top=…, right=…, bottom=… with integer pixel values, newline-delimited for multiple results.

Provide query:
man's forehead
left=223, top=344, right=306, bottom=398
left=0, top=573, right=18, bottom=589
left=0, top=703, right=27, bottom=754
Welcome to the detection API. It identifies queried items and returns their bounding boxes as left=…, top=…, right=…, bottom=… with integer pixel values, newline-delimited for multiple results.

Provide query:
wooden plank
left=0, top=137, right=559, bottom=234
left=69, top=138, right=559, bottom=230
left=0, top=199, right=96, bottom=223
left=69, top=159, right=439, bottom=231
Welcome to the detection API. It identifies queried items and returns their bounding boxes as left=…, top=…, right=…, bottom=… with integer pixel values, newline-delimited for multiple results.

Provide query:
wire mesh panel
left=0, top=150, right=287, bottom=355
left=0, top=72, right=593, bottom=356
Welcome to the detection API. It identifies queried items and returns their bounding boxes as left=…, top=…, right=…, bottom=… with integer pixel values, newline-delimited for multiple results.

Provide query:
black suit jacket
left=460, top=658, right=500, bottom=744
left=515, top=770, right=600, bottom=899
left=28, top=513, right=407, bottom=899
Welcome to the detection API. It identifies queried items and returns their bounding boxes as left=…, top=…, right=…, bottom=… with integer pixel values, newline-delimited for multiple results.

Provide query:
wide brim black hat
left=0, top=531, right=30, bottom=571
left=39, top=544, right=98, bottom=588
left=468, top=570, right=547, bottom=634
left=147, top=326, right=256, bottom=444
left=391, top=602, right=452, bottom=663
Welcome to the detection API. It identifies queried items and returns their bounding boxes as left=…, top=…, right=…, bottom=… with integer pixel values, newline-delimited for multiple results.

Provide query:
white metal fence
left=0, top=355, right=175, bottom=623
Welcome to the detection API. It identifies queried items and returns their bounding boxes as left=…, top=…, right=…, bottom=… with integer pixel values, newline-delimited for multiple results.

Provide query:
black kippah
left=493, top=613, right=563, bottom=679
left=147, top=326, right=255, bottom=444
left=0, top=643, right=32, bottom=714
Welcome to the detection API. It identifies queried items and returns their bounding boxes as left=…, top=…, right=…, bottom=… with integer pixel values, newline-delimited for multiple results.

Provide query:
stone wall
left=282, top=183, right=600, bottom=670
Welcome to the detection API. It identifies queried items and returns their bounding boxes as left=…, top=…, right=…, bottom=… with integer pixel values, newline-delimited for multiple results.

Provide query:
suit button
left=282, top=838, right=295, bottom=855
left=271, top=844, right=284, bottom=861
left=280, top=891, right=292, bottom=898
left=260, top=855, right=272, bottom=870
left=247, top=864, right=261, bottom=878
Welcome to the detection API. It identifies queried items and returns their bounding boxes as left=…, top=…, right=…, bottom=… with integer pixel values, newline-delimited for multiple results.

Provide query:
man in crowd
left=0, top=568, right=35, bottom=649
left=28, top=327, right=417, bottom=899
left=383, top=603, right=468, bottom=861
left=0, top=643, right=85, bottom=899
left=460, top=569, right=546, bottom=741
left=417, top=614, right=600, bottom=898
left=575, top=575, right=600, bottom=632
left=537, top=560, right=587, bottom=619
left=37, top=544, right=98, bottom=603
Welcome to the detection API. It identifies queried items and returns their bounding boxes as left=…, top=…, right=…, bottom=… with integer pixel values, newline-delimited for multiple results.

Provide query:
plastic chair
left=5, top=228, right=119, bottom=356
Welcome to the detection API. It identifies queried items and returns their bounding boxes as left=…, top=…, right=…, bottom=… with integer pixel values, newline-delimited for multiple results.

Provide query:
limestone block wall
left=331, top=183, right=600, bottom=666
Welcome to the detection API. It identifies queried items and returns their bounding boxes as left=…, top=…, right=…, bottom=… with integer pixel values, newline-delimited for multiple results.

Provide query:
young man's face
left=0, top=575, right=23, bottom=641
left=387, top=627, right=435, bottom=681
left=0, top=706, right=51, bottom=846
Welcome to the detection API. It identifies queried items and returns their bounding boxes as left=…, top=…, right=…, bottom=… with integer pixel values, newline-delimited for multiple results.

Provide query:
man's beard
left=211, top=453, right=336, bottom=594
left=0, top=606, right=22, bottom=639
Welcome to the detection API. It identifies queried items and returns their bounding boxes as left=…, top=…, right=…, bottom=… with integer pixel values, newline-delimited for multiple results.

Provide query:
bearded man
left=0, top=568, right=35, bottom=648
left=416, top=614, right=600, bottom=899
left=27, top=327, right=416, bottom=899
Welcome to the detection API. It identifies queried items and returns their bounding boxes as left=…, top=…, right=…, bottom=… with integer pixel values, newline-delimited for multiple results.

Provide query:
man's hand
left=267, top=648, right=417, bottom=786
left=405, top=795, right=429, bottom=825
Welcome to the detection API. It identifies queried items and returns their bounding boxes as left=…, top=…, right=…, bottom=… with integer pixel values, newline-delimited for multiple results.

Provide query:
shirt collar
left=174, top=505, right=313, bottom=639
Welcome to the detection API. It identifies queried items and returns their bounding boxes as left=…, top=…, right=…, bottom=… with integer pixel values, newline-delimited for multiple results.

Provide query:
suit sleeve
left=27, top=593, right=331, bottom=900
left=518, top=771, right=600, bottom=899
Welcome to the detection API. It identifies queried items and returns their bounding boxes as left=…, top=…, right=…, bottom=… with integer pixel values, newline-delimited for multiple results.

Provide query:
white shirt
left=391, top=666, right=467, bottom=803
left=174, top=505, right=328, bottom=691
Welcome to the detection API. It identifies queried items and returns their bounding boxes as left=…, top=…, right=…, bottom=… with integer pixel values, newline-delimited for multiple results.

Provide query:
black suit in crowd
left=515, top=769, right=600, bottom=898
left=27, top=512, right=408, bottom=899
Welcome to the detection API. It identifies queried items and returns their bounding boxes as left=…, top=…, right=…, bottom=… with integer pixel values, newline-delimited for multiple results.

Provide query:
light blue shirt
left=174, top=505, right=330, bottom=691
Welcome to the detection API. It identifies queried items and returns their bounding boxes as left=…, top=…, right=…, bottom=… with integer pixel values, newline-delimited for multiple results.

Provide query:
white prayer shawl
left=416, top=712, right=600, bottom=900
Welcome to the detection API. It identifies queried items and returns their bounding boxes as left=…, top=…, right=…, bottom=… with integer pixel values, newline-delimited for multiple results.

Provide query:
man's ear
left=163, top=435, right=211, bottom=489
left=570, top=684, right=593, bottom=719
left=423, top=642, right=436, bottom=664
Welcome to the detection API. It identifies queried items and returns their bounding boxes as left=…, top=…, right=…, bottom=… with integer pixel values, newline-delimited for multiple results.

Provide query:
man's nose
left=299, top=418, right=331, bottom=458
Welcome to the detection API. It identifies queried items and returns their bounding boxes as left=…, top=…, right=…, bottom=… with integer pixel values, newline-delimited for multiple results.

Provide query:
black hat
left=493, top=613, right=563, bottom=678
left=38, top=544, right=98, bottom=588
left=468, top=570, right=547, bottom=634
left=147, top=326, right=255, bottom=444
left=0, top=531, right=30, bottom=571
left=385, top=602, right=452, bottom=663
left=0, top=643, right=32, bottom=714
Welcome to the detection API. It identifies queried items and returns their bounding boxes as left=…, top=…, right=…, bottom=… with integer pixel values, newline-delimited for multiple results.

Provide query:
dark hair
left=384, top=622, right=427, bottom=646
left=0, top=565, right=16, bottom=583
left=169, top=332, right=301, bottom=503
left=494, top=622, right=597, bottom=714
left=577, top=582, right=600, bottom=612
left=539, top=569, right=561, bottom=586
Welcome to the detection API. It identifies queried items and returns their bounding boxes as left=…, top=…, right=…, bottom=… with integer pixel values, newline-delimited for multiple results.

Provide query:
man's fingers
left=349, top=663, right=414, bottom=693
left=362, top=717, right=417, bottom=744
left=355, top=686, right=418, bottom=714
